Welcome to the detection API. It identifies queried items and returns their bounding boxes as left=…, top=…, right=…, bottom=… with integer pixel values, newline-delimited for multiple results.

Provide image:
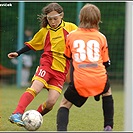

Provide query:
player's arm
left=16, top=45, right=31, bottom=56
left=8, top=45, right=32, bottom=59
left=64, top=36, right=73, bottom=83
left=102, top=37, right=111, bottom=69
left=63, top=54, right=72, bottom=60
left=64, top=35, right=72, bottom=59
left=103, top=60, right=111, bottom=68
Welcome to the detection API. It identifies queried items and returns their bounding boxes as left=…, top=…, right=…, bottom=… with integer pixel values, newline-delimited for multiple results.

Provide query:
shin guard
left=102, top=95, right=114, bottom=128
left=56, top=107, right=69, bottom=131
left=13, top=88, right=37, bottom=114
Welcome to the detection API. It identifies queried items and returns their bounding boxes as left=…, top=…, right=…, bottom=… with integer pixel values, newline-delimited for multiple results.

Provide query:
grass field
left=0, top=82, right=124, bottom=131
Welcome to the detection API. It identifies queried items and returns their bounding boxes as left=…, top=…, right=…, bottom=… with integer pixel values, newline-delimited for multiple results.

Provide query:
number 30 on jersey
left=73, top=40, right=100, bottom=62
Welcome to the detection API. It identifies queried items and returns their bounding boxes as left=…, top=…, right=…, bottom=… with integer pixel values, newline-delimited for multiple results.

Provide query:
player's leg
left=57, top=97, right=73, bottom=131
left=21, top=67, right=30, bottom=87
left=8, top=80, right=44, bottom=126
left=56, top=82, right=88, bottom=131
left=102, top=80, right=114, bottom=131
left=37, top=70, right=64, bottom=116
left=37, top=89, right=60, bottom=115
left=21, top=54, right=33, bottom=87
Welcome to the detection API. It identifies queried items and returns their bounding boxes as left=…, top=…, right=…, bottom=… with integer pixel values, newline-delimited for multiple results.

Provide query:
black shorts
left=64, top=76, right=110, bottom=107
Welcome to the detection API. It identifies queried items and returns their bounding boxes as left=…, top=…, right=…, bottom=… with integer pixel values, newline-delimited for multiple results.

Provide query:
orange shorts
left=32, top=66, right=66, bottom=93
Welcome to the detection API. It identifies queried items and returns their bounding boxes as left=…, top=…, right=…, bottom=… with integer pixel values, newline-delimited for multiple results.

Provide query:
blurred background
left=0, top=2, right=125, bottom=86
left=0, top=2, right=126, bottom=131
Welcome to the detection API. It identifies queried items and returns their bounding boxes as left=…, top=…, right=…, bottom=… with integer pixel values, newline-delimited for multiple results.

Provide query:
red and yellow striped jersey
left=64, top=28, right=110, bottom=97
left=25, top=21, right=77, bottom=73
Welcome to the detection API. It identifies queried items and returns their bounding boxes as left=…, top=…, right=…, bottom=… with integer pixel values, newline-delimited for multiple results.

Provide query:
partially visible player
left=56, top=3, right=114, bottom=131
left=11, top=26, right=35, bottom=87
left=8, top=2, right=77, bottom=127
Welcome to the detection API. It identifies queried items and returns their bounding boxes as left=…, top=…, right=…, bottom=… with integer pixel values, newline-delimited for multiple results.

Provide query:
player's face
left=47, top=11, right=63, bottom=29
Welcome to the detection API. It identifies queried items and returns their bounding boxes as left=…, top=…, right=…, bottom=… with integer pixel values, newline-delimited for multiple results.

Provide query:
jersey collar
left=46, top=20, right=65, bottom=31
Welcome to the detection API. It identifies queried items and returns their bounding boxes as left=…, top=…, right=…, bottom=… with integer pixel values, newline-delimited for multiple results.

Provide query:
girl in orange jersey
left=57, top=3, right=114, bottom=131
left=8, top=2, right=77, bottom=127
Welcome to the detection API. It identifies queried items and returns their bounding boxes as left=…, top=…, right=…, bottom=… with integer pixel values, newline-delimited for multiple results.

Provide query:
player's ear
left=60, top=12, right=64, bottom=19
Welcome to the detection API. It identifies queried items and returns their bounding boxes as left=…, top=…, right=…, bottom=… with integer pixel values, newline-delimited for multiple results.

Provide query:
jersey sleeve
left=101, top=36, right=110, bottom=62
left=24, top=28, right=45, bottom=51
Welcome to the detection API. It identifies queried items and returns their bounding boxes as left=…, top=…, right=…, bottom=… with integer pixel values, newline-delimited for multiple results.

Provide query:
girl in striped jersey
left=8, top=2, right=77, bottom=127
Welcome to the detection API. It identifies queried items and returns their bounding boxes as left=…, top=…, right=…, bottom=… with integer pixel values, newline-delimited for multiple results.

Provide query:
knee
left=102, top=87, right=112, bottom=97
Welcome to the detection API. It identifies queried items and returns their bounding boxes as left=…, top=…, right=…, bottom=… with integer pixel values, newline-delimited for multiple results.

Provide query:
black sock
left=102, top=95, right=114, bottom=128
left=41, top=108, right=51, bottom=116
left=56, top=107, right=69, bottom=131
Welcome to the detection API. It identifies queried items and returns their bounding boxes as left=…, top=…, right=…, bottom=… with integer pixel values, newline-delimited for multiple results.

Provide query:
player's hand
left=8, top=52, right=18, bottom=58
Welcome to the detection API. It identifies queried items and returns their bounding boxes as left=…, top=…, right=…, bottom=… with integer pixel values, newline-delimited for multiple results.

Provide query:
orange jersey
left=25, top=21, right=77, bottom=74
left=64, top=28, right=110, bottom=97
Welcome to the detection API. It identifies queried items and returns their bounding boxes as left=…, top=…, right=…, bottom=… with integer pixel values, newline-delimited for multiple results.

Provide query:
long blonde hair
left=79, top=3, right=102, bottom=30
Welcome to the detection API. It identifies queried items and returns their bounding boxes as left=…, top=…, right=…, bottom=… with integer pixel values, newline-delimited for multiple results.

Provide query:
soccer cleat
left=8, top=113, right=24, bottom=127
left=104, top=125, right=112, bottom=131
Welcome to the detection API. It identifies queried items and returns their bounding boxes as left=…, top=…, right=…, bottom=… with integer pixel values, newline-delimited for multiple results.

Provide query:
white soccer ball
left=22, top=110, right=43, bottom=131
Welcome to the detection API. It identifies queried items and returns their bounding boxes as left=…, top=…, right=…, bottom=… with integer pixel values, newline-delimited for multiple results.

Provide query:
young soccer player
left=56, top=3, right=114, bottom=131
left=8, top=2, right=77, bottom=127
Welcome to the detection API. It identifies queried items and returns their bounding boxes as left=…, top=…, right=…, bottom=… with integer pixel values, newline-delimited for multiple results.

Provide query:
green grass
left=0, top=83, right=124, bottom=131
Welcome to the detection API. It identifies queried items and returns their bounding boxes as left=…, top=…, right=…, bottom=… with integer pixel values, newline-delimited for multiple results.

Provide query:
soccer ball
left=22, top=110, right=43, bottom=131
